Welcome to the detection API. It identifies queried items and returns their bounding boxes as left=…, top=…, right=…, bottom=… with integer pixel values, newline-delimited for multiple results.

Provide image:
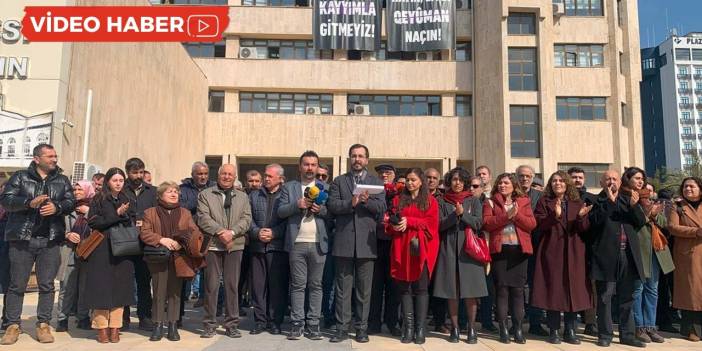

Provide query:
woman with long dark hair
left=432, top=167, right=487, bottom=343
left=84, top=168, right=136, bottom=343
left=385, top=168, right=439, bottom=345
left=482, top=173, right=536, bottom=344
left=621, top=167, right=674, bottom=344
left=668, top=177, right=702, bottom=342
left=532, top=171, right=592, bottom=344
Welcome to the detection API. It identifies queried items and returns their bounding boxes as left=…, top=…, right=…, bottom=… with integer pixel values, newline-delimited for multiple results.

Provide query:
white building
left=0, top=95, right=53, bottom=169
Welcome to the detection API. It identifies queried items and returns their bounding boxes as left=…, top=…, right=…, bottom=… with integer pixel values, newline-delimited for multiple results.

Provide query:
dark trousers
left=479, top=272, right=495, bottom=326
left=527, top=236, right=544, bottom=326
left=656, top=270, right=675, bottom=327
left=149, top=262, right=182, bottom=323
left=0, top=239, right=11, bottom=327
left=238, top=247, right=251, bottom=307
left=595, top=249, right=638, bottom=342
left=321, top=253, right=336, bottom=323
left=496, top=286, right=525, bottom=324
left=5, top=238, right=61, bottom=325
left=369, top=240, right=399, bottom=330
left=681, top=310, right=702, bottom=337
left=250, top=251, right=289, bottom=326
left=334, top=256, right=374, bottom=331
left=124, top=256, right=153, bottom=321
left=547, top=310, right=578, bottom=330
left=204, top=250, right=243, bottom=329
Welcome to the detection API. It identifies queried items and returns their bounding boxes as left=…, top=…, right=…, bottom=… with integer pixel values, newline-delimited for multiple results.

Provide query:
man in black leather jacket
left=0, top=144, right=74, bottom=345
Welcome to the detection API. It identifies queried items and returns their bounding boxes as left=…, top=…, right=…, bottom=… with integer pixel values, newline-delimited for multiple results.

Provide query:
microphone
left=304, top=181, right=328, bottom=217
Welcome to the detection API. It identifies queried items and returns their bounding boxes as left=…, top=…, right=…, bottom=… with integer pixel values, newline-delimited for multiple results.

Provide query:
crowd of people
left=0, top=143, right=701, bottom=347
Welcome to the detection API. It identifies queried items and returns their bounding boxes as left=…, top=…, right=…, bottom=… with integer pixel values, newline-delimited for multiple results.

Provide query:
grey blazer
left=276, top=180, right=330, bottom=254
left=197, top=186, right=252, bottom=252
left=327, top=172, right=386, bottom=258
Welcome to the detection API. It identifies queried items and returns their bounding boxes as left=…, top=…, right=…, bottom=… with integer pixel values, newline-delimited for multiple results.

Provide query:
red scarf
left=443, top=190, right=472, bottom=205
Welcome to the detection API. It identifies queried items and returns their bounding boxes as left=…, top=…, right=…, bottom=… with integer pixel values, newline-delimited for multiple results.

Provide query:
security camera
left=61, top=119, right=75, bottom=128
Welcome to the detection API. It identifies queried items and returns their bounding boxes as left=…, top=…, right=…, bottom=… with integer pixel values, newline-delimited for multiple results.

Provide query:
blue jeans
left=633, top=256, right=660, bottom=328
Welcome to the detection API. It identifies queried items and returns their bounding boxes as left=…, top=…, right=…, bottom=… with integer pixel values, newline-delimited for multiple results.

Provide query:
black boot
left=499, top=320, right=511, bottom=344
left=400, top=294, right=414, bottom=344
left=167, top=322, right=180, bottom=341
left=548, top=329, right=562, bottom=344
left=514, top=320, right=526, bottom=344
left=563, top=328, right=581, bottom=345
left=149, top=322, right=164, bottom=341
left=466, top=324, right=478, bottom=344
left=448, top=327, right=460, bottom=343
left=414, top=294, right=429, bottom=345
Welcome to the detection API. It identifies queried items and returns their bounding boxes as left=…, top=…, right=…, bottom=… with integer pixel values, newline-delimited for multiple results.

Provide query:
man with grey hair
left=515, top=165, right=548, bottom=337
left=248, top=163, right=288, bottom=335
left=198, top=164, right=252, bottom=338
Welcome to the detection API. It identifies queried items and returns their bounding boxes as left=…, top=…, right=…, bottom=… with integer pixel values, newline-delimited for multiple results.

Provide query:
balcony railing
left=678, top=73, right=692, bottom=80
left=681, top=133, right=696, bottom=139
left=680, top=103, right=694, bottom=109
left=679, top=88, right=693, bottom=94
left=681, top=118, right=695, bottom=124
left=696, top=89, right=702, bottom=95
left=683, top=149, right=699, bottom=154
left=694, top=74, right=702, bottom=80
left=697, top=103, right=702, bottom=110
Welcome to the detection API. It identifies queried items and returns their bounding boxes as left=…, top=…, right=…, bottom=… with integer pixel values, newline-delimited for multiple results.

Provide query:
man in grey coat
left=197, top=164, right=252, bottom=339
left=327, top=144, right=386, bottom=343
left=277, top=151, right=331, bottom=341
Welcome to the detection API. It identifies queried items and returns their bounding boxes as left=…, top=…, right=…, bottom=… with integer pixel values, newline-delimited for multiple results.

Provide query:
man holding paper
left=328, top=144, right=386, bottom=343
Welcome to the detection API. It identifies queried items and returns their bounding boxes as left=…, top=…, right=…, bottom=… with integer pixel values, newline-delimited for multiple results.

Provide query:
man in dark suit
left=589, top=170, right=647, bottom=348
left=277, top=151, right=331, bottom=341
left=327, top=144, right=386, bottom=343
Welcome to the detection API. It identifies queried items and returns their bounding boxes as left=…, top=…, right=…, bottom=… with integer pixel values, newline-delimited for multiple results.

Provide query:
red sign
left=21, top=6, right=229, bottom=42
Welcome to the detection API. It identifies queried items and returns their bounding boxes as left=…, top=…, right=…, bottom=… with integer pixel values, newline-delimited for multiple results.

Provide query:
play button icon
left=187, top=15, right=219, bottom=38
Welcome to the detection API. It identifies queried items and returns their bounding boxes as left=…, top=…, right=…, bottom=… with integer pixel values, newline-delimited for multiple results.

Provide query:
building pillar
left=442, top=94, right=455, bottom=117
left=442, top=158, right=451, bottom=174
left=333, top=93, right=347, bottom=115
left=225, top=90, right=238, bottom=113
left=226, top=35, right=240, bottom=59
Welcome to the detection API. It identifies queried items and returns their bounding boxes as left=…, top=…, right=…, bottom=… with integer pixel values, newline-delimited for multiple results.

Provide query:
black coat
left=83, top=193, right=136, bottom=309
left=249, top=188, right=286, bottom=253
left=0, top=162, right=75, bottom=242
left=588, top=191, right=647, bottom=282
left=433, top=196, right=487, bottom=299
left=123, top=182, right=157, bottom=223
left=327, top=171, right=386, bottom=258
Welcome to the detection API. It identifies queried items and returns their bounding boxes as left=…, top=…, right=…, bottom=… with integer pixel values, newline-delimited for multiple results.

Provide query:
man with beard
left=0, top=144, right=75, bottom=345
left=476, top=166, right=492, bottom=200
left=328, top=144, right=386, bottom=343
left=122, top=158, right=157, bottom=331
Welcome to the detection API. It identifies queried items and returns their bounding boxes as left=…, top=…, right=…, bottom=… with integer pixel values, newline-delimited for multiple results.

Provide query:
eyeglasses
left=316, top=174, right=328, bottom=180
left=470, top=184, right=481, bottom=189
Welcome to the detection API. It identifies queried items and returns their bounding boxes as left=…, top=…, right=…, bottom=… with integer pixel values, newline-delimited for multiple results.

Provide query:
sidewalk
left=0, top=292, right=699, bottom=351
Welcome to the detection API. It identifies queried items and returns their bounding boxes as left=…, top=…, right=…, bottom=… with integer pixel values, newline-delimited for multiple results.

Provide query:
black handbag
left=143, top=245, right=171, bottom=264
left=108, top=224, right=142, bottom=256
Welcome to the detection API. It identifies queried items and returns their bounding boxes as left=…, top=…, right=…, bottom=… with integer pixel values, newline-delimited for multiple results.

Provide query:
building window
left=676, top=48, right=692, bottom=61
left=239, top=39, right=332, bottom=60
left=183, top=41, right=225, bottom=58
left=557, top=163, right=608, bottom=189
left=554, top=44, right=603, bottom=67
left=22, top=136, right=30, bottom=156
left=617, top=0, right=624, bottom=26
left=7, top=138, right=15, bottom=158
left=455, top=42, right=472, bottom=61
left=619, top=52, right=624, bottom=74
left=239, top=92, right=333, bottom=114
left=681, top=81, right=689, bottom=90
left=37, top=133, right=48, bottom=144
left=456, top=95, right=472, bottom=117
left=347, top=95, right=441, bottom=116
left=683, top=111, right=692, bottom=120
left=556, top=97, right=606, bottom=120
left=695, top=67, right=702, bottom=76
left=682, top=96, right=691, bottom=104
left=208, top=90, right=225, bottom=112
left=510, top=106, right=540, bottom=158
left=508, top=48, right=538, bottom=91
left=621, top=102, right=627, bottom=126
left=679, top=66, right=689, bottom=75
left=558, top=0, right=603, bottom=16
left=507, top=13, right=536, bottom=35
left=692, top=49, right=702, bottom=61
left=685, top=142, right=694, bottom=150
left=684, top=127, right=693, bottom=135
left=642, top=58, right=656, bottom=69
left=686, top=156, right=694, bottom=165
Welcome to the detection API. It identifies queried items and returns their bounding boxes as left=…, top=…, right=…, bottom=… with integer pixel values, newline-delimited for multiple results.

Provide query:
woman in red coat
left=532, top=171, right=593, bottom=345
left=482, top=173, right=536, bottom=344
left=386, top=168, right=439, bottom=345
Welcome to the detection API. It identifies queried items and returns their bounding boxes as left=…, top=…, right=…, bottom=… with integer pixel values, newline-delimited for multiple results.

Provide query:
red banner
left=21, top=6, right=229, bottom=42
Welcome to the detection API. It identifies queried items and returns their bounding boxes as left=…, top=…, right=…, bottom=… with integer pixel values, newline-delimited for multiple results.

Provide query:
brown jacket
left=140, top=207, right=205, bottom=272
left=668, top=200, right=702, bottom=311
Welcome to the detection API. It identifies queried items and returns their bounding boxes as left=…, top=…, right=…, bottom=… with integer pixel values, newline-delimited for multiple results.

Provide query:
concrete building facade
left=190, top=0, right=643, bottom=187
left=641, top=32, right=702, bottom=173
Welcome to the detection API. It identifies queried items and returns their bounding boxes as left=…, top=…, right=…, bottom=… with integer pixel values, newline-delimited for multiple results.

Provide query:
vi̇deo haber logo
left=20, top=6, right=229, bottom=42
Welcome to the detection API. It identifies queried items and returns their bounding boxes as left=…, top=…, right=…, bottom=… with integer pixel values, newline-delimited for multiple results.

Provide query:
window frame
left=239, top=92, right=333, bottom=115
left=347, top=94, right=442, bottom=116
left=508, top=47, right=538, bottom=91
left=510, top=105, right=541, bottom=158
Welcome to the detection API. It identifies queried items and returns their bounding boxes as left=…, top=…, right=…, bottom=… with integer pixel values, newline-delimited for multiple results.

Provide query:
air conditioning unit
left=72, top=161, right=102, bottom=182
left=456, top=0, right=469, bottom=10
left=353, top=104, right=371, bottom=115
left=416, top=51, right=435, bottom=61
left=239, top=47, right=266, bottom=59
left=553, top=3, right=565, bottom=17
left=306, top=106, right=322, bottom=115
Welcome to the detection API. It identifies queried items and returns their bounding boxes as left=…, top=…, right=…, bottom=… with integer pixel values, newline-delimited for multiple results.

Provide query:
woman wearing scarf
left=482, top=173, right=537, bottom=344
left=385, top=168, right=439, bottom=345
left=432, top=167, right=486, bottom=343
left=532, top=171, right=592, bottom=345
left=56, top=180, right=96, bottom=332
left=140, top=181, right=204, bottom=342
left=621, top=167, right=674, bottom=344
